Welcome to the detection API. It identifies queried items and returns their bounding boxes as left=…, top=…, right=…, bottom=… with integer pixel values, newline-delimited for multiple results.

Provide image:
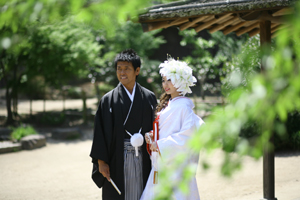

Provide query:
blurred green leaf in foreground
left=155, top=2, right=300, bottom=199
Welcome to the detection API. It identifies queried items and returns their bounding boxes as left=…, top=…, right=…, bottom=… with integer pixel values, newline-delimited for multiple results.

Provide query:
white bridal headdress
left=159, top=58, right=197, bottom=96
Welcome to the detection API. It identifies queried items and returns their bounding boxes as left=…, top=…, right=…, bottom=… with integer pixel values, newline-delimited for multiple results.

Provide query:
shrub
left=290, top=131, right=300, bottom=150
left=238, top=111, right=300, bottom=151
left=10, top=125, right=38, bottom=141
left=66, top=87, right=82, bottom=99
left=98, top=83, right=114, bottom=97
left=40, top=112, right=66, bottom=126
left=20, top=76, right=47, bottom=99
left=239, top=121, right=260, bottom=139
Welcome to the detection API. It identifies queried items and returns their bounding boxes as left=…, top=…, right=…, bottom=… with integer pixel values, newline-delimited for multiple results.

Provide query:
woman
left=140, top=58, right=204, bottom=200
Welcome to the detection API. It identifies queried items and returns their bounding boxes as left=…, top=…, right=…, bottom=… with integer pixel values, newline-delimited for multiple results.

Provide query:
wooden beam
left=143, top=21, right=170, bottom=32
left=271, top=24, right=289, bottom=38
left=169, top=18, right=189, bottom=26
left=248, top=28, right=260, bottom=37
left=259, top=11, right=284, bottom=24
left=271, top=25, right=283, bottom=33
left=271, top=23, right=280, bottom=29
left=195, top=13, right=233, bottom=32
left=209, top=16, right=239, bottom=33
left=179, top=16, right=210, bottom=31
left=215, top=13, right=234, bottom=23
left=141, top=18, right=189, bottom=32
left=223, top=21, right=253, bottom=35
left=236, top=21, right=259, bottom=36
left=272, top=7, right=294, bottom=16
left=271, top=31, right=280, bottom=38
left=238, top=11, right=262, bottom=21
left=249, top=23, right=284, bottom=37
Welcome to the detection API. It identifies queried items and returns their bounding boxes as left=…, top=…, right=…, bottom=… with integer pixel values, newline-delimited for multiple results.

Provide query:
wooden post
left=259, top=20, right=277, bottom=200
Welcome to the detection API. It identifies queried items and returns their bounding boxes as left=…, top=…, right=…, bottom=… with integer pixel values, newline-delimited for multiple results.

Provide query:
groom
left=90, top=49, right=157, bottom=200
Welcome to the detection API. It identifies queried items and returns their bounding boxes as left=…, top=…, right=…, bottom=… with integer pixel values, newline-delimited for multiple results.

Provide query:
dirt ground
left=1, top=139, right=300, bottom=200
left=1, top=98, right=300, bottom=200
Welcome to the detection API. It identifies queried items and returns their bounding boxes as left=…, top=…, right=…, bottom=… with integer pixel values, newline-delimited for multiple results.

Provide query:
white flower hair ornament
left=159, top=58, right=197, bottom=96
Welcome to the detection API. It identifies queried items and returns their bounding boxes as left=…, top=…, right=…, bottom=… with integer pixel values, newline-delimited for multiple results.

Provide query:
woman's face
left=162, top=76, right=180, bottom=98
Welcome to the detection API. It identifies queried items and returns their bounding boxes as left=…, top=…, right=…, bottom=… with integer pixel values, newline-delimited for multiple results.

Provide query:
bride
left=140, top=58, right=204, bottom=200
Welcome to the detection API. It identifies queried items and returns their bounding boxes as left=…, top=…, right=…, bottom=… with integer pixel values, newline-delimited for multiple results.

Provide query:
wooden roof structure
left=139, top=0, right=295, bottom=38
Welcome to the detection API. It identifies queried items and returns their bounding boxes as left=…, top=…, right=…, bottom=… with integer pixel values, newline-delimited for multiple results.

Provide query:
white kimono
left=140, top=96, right=204, bottom=200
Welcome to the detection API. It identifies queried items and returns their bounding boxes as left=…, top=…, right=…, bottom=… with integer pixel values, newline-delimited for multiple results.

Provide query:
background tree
left=0, top=0, right=157, bottom=124
left=88, top=21, right=166, bottom=98
left=222, top=34, right=300, bottom=151
left=180, top=29, right=248, bottom=100
left=0, top=16, right=102, bottom=124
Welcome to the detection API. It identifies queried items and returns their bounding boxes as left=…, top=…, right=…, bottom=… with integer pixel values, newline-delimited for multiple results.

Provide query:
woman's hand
left=145, top=131, right=153, bottom=144
left=150, top=142, right=158, bottom=152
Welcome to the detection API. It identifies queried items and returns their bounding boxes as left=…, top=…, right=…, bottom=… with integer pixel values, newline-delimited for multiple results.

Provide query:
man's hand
left=145, top=131, right=153, bottom=144
left=98, top=159, right=110, bottom=181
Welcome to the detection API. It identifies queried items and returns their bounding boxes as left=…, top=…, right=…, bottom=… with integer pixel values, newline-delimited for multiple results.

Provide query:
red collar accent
left=154, top=115, right=160, bottom=122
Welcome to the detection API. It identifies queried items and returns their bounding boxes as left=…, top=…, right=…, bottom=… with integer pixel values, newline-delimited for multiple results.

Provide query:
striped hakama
left=124, top=139, right=143, bottom=200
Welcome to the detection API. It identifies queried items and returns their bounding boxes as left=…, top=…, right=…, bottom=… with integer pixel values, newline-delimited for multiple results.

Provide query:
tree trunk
left=43, top=98, right=46, bottom=114
left=0, top=50, right=14, bottom=125
left=12, top=87, right=18, bottom=118
left=62, top=90, right=65, bottom=113
left=5, top=85, right=14, bottom=124
left=82, top=89, right=87, bottom=125
left=30, top=98, right=32, bottom=117
left=43, top=87, right=46, bottom=114
left=94, top=82, right=101, bottom=102
left=200, top=77, right=206, bottom=100
left=11, top=64, right=23, bottom=120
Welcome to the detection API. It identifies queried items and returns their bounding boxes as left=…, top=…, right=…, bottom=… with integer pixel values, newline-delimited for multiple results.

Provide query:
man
left=90, top=49, right=157, bottom=200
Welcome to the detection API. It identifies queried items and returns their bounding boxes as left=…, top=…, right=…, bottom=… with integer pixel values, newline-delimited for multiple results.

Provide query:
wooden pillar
left=259, top=20, right=277, bottom=200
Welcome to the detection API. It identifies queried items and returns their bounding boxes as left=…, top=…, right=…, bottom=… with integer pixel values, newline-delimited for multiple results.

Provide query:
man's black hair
left=114, top=49, right=141, bottom=70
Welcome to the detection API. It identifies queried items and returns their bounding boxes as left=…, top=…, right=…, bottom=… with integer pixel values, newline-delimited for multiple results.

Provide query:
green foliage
left=291, top=131, right=300, bottom=150
left=221, top=26, right=300, bottom=152
left=194, top=0, right=300, bottom=176
left=179, top=30, right=247, bottom=97
left=238, top=112, right=300, bottom=151
left=27, top=17, right=102, bottom=86
left=19, top=75, right=46, bottom=99
left=211, top=31, right=249, bottom=60
left=39, top=113, right=66, bottom=126
left=0, top=0, right=152, bottom=50
left=10, top=125, right=38, bottom=141
left=1, top=15, right=102, bottom=123
left=0, top=0, right=157, bottom=124
left=65, top=87, right=82, bottom=99
left=90, top=21, right=165, bottom=93
left=98, top=83, right=114, bottom=97
left=221, top=35, right=262, bottom=96
left=180, top=29, right=223, bottom=80
left=157, top=2, right=300, bottom=199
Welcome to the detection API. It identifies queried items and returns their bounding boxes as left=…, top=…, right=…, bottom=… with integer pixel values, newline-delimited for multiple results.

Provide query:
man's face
left=116, top=61, right=140, bottom=90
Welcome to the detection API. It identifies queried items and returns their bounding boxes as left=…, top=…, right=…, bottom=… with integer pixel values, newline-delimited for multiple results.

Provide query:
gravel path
left=1, top=98, right=300, bottom=200
left=1, top=137, right=299, bottom=200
